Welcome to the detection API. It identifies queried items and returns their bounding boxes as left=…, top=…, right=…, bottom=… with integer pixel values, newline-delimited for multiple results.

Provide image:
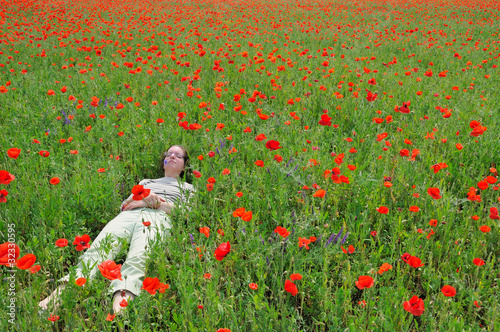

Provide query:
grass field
left=1, top=0, right=499, bottom=330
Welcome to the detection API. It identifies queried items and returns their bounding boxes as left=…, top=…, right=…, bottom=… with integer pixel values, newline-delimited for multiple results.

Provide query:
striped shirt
left=121, top=177, right=195, bottom=210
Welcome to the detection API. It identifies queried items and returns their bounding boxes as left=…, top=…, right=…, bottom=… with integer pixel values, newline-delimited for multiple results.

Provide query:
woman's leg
left=109, top=209, right=172, bottom=299
left=38, top=284, right=66, bottom=311
left=58, top=211, right=140, bottom=283
left=112, top=289, right=135, bottom=314
left=40, top=211, right=140, bottom=310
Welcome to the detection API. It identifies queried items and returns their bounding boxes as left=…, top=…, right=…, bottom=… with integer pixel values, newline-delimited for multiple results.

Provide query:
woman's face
left=163, top=145, right=185, bottom=177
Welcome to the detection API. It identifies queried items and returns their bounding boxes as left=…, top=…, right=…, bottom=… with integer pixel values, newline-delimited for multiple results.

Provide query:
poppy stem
left=364, top=290, right=369, bottom=330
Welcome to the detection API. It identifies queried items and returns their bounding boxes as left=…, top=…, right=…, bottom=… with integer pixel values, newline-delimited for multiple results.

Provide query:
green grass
left=1, top=0, right=499, bottom=330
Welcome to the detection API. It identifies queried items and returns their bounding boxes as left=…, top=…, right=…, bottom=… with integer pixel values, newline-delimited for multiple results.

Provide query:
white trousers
left=59, top=208, right=171, bottom=296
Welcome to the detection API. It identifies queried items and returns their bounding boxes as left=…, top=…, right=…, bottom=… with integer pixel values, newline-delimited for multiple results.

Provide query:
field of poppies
left=1, top=0, right=499, bottom=330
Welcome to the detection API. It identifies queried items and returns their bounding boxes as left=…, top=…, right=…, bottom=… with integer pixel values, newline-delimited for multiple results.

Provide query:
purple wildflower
left=188, top=233, right=195, bottom=246
left=340, top=232, right=349, bottom=245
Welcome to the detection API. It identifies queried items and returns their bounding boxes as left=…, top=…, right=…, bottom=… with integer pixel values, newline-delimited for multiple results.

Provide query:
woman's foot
left=112, top=290, right=135, bottom=315
left=38, top=284, right=66, bottom=311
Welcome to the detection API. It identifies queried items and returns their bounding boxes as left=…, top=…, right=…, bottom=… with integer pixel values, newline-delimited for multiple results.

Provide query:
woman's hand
left=122, top=199, right=147, bottom=211
left=142, top=192, right=166, bottom=209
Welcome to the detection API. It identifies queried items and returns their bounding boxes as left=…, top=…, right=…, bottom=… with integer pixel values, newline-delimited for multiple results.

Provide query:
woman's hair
left=159, top=144, right=192, bottom=183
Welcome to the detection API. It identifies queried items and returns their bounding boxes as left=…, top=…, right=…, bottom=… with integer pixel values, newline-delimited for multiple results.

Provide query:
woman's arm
left=122, top=193, right=166, bottom=211
left=121, top=195, right=134, bottom=207
left=122, top=199, right=147, bottom=211
left=157, top=201, right=175, bottom=215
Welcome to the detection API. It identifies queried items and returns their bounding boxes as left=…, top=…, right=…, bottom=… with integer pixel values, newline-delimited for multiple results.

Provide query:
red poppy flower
left=48, top=315, right=60, bottom=322
left=401, top=252, right=411, bottom=263
left=73, top=234, right=91, bottom=251
left=274, top=226, right=290, bottom=238
left=0, top=242, right=20, bottom=266
left=290, top=273, right=303, bottom=281
left=241, top=211, right=253, bottom=221
left=427, top=187, right=442, bottom=199
left=200, top=227, right=210, bottom=238
left=143, top=221, right=151, bottom=227
left=341, top=245, right=355, bottom=254
left=479, top=225, right=491, bottom=233
left=298, top=237, right=312, bottom=250
left=249, top=283, right=258, bottom=290
left=131, top=185, right=150, bottom=200
left=403, top=295, right=425, bottom=316
left=50, top=177, right=60, bottom=185
left=441, top=285, right=456, bottom=297
left=75, top=277, right=87, bottom=286
left=0, top=170, right=15, bottom=185
left=98, top=260, right=123, bottom=281
left=214, top=241, right=231, bottom=261
left=142, top=277, right=161, bottom=295
left=355, top=275, right=374, bottom=290
left=265, top=140, right=282, bottom=150
left=254, top=134, right=267, bottom=142
left=16, top=254, right=36, bottom=269
left=407, top=256, right=424, bottom=268
left=55, top=238, right=68, bottom=247
left=470, top=126, right=487, bottom=137
left=489, top=207, right=499, bottom=220
left=255, top=160, right=264, bottom=167
left=284, top=279, right=298, bottom=296
left=30, top=265, right=41, bottom=274
left=7, top=148, right=21, bottom=159
left=0, top=189, right=8, bottom=203
left=411, top=149, right=422, bottom=160
left=106, top=314, right=115, bottom=321
left=486, top=176, right=497, bottom=184
left=473, top=258, right=485, bottom=266
left=39, top=150, right=50, bottom=157
left=409, top=206, right=420, bottom=212
left=397, top=101, right=411, bottom=113
left=477, top=181, right=488, bottom=190
left=206, top=183, right=214, bottom=191
left=233, top=207, right=246, bottom=217
left=366, top=91, right=378, bottom=102
left=318, top=114, right=332, bottom=126
left=399, top=149, right=409, bottom=157
left=430, top=163, right=448, bottom=173
left=313, top=189, right=325, bottom=198
left=377, top=206, right=389, bottom=214
left=158, top=282, right=170, bottom=294
left=378, top=263, right=393, bottom=275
